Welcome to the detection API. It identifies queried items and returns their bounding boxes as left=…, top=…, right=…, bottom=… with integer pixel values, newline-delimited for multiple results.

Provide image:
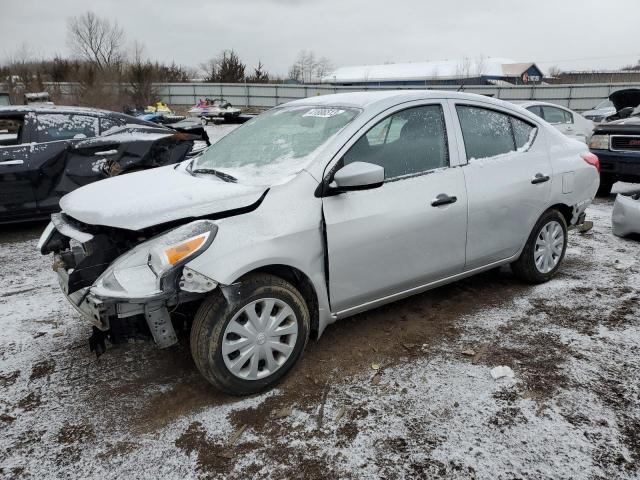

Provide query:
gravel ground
left=1, top=130, right=639, bottom=478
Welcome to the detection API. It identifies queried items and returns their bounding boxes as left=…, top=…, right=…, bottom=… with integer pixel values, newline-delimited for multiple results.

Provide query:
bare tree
left=288, top=50, right=333, bottom=83
left=67, top=11, right=125, bottom=71
left=456, top=57, right=472, bottom=79
left=473, top=55, right=488, bottom=77
left=126, top=41, right=156, bottom=107
left=315, top=56, right=333, bottom=81
left=547, top=65, right=563, bottom=77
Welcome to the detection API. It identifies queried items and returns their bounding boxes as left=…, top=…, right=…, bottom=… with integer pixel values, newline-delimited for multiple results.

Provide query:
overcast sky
left=1, top=0, right=639, bottom=76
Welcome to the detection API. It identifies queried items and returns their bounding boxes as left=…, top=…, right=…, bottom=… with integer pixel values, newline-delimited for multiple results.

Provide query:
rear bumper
left=592, top=148, right=640, bottom=181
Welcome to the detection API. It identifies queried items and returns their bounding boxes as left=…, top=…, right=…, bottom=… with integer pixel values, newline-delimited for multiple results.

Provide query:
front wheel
left=200, top=117, right=208, bottom=126
left=511, top=209, right=568, bottom=284
left=190, top=273, right=310, bottom=395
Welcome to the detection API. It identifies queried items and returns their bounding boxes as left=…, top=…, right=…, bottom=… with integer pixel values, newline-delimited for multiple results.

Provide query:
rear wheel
left=200, top=117, right=208, bottom=126
left=511, top=209, right=568, bottom=284
left=190, top=273, right=310, bottom=395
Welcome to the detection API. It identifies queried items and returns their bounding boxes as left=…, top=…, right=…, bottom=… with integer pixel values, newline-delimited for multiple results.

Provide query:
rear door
left=541, top=106, right=581, bottom=141
left=451, top=101, right=552, bottom=269
left=0, top=113, right=37, bottom=219
left=322, top=102, right=468, bottom=314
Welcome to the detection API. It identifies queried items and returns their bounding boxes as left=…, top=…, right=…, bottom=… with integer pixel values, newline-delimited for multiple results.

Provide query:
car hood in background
left=594, top=115, right=640, bottom=134
left=609, top=89, right=640, bottom=112
left=60, top=165, right=267, bottom=230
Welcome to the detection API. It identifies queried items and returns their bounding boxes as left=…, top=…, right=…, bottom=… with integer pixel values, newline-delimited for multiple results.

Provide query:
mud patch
left=30, top=359, right=55, bottom=380
left=16, top=392, right=41, bottom=411
left=175, top=421, right=230, bottom=475
left=0, top=370, right=20, bottom=387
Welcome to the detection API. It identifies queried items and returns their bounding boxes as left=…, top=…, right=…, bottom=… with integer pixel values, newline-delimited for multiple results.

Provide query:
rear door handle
left=531, top=173, right=550, bottom=184
left=0, top=159, right=24, bottom=166
left=431, top=193, right=457, bottom=207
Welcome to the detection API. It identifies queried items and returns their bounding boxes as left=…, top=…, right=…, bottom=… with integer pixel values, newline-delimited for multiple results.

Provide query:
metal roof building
left=322, top=57, right=544, bottom=87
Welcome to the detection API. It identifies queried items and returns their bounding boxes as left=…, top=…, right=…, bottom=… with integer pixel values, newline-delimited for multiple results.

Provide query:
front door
left=322, top=103, right=467, bottom=314
left=0, top=114, right=36, bottom=219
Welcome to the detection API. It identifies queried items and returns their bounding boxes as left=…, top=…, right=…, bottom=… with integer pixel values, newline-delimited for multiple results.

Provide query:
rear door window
left=526, top=105, right=543, bottom=118
left=541, top=106, right=572, bottom=124
left=36, top=114, right=99, bottom=142
left=456, top=105, right=537, bottom=160
left=343, top=104, right=449, bottom=179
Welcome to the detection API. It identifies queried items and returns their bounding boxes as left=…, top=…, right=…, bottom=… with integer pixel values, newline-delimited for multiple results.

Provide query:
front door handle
left=0, top=159, right=24, bottom=166
left=431, top=193, right=457, bottom=207
left=531, top=173, right=550, bottom=184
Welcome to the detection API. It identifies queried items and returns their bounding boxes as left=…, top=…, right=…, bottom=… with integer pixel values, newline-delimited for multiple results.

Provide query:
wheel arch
left=548, top=203, right=573, bottom=226
left=233, top=264, right=321, bottom=339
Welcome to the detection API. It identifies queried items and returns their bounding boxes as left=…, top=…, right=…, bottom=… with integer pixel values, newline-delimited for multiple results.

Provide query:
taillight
left=581, top=152, right=600, bottom=173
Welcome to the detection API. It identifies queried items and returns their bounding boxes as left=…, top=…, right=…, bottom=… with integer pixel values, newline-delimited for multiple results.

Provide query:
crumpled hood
left=60, top=164, right=267, bottom=230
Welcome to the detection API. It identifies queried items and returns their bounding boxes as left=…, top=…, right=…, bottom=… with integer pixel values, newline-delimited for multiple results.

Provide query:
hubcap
left=534, top=220, right=565, bottom=273
left=222, top=298, right=298, bottom=380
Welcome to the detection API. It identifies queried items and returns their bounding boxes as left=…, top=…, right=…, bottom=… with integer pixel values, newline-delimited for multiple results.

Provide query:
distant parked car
left=582, top=99, right=616, bottom=123
left=515, top=101, right=594, bottom=143
left=40, top=90, right=599, bottom=395
left=0, top=106, right=208, bottom=223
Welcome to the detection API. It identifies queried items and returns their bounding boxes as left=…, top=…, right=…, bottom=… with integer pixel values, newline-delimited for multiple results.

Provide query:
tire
left=200, top=117, right=208, bottom=126
left=511, top=209, right=568, bottom=284
left=190, top=273, right=310, bottom=395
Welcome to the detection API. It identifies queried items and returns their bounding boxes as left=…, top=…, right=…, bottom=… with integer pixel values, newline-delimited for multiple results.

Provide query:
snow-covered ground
left=1, top=133, right=639, bottom=478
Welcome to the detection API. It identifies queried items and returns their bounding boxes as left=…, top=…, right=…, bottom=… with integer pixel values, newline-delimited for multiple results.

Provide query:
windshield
left=194, top=105, right=359, bottom=185
left=595, top=100, right=613, bottom=110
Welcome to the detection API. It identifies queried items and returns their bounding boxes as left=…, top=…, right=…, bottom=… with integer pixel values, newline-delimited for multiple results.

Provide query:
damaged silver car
left=39, top=91, right=600, bottom=395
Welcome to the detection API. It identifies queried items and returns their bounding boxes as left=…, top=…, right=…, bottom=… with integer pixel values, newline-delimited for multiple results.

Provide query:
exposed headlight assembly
left=589, top=134, right=609, bottom=150
left=93, top=220, right=217, bottom=299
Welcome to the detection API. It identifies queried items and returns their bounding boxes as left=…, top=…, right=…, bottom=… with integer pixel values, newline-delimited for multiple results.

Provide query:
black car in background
left=0, top=106, right=209, bottom=223
left=589, top=91, right=640, bottom=195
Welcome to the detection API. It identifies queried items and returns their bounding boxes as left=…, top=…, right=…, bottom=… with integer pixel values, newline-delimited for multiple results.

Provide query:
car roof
left=284, top=89, right=517, bottom=110
left=513, top=100, right=572, bottom=110
left=0, top=105, right=116, bottom=116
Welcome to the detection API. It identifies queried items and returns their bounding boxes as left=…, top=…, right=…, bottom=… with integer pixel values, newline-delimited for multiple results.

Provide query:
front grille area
left=611, top=135, right=640, bottom=152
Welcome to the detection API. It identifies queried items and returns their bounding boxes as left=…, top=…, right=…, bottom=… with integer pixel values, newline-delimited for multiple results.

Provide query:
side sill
left=334, top=254, right=519, bottom=320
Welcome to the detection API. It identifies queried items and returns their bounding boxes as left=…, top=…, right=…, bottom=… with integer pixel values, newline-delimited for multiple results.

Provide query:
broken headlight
left=93, top=220, right=217, bottom=299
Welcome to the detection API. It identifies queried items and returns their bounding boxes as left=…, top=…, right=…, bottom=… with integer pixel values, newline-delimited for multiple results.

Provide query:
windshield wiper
left=191, top=168, right=238, bottom=183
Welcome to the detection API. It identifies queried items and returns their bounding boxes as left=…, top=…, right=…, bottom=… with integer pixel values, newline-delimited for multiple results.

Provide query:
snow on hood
left=60, top=164, right=267, bottom=230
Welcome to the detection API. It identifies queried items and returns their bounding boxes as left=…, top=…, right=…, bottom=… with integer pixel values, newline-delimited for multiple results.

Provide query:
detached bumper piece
left=612, top=193, right=640, bottom=238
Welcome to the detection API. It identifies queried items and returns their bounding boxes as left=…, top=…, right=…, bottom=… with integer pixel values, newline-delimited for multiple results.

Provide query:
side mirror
left=331, top=161, right=384, bottom=192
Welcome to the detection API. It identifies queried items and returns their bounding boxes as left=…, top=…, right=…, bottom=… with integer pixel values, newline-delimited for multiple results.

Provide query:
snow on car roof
left=0, top=105, right=114, bottom=116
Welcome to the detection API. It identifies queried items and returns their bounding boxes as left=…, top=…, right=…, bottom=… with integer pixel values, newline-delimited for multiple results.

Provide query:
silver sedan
left=41, top=91, right=600, bottom=395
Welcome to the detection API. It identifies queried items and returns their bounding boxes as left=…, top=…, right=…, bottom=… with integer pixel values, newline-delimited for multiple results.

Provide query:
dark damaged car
left=0, top=106, right=209, bottom=223
left=589, top=89, right=640, bottom=195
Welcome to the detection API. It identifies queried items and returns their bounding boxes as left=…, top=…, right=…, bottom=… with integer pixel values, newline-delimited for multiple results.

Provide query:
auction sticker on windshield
left=303, top=108, right=346, bottom=118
